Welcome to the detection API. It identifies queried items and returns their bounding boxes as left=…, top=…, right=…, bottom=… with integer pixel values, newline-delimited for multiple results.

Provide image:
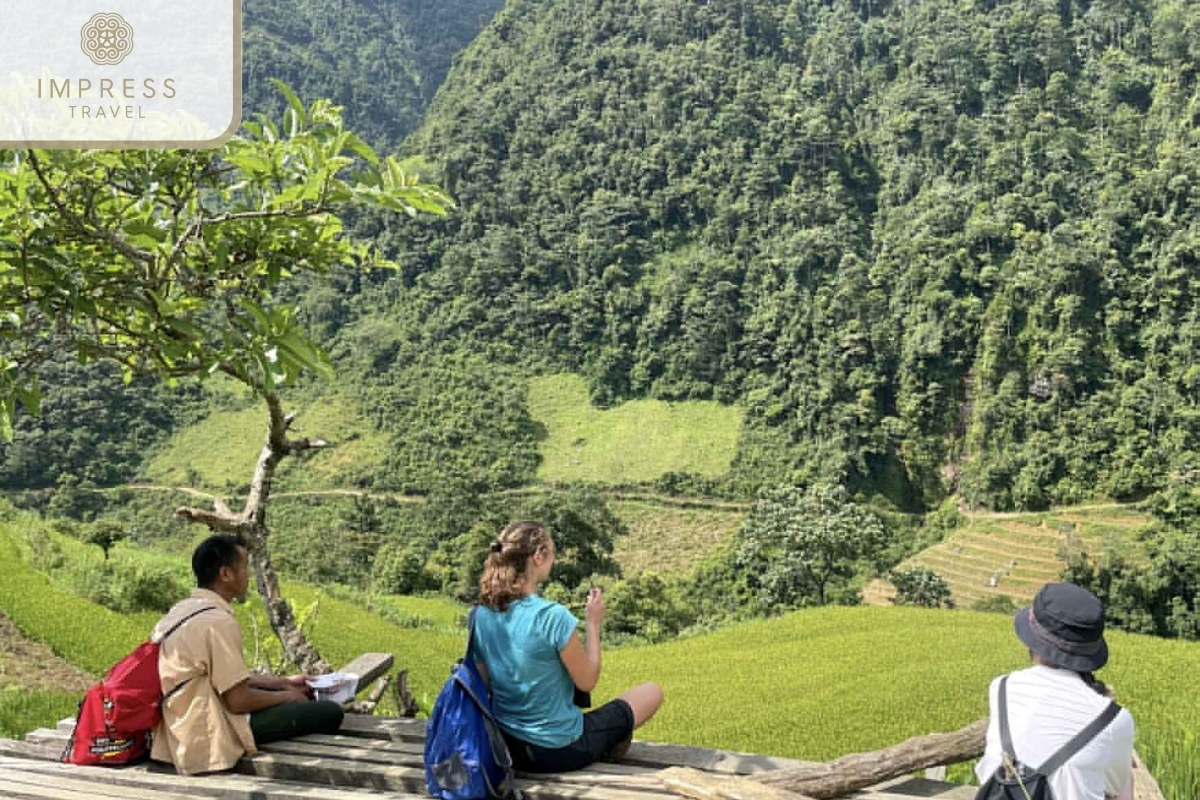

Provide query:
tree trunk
left=750, top=718, right=987, bottom=799
left=176, top=392, right=330, bottom=674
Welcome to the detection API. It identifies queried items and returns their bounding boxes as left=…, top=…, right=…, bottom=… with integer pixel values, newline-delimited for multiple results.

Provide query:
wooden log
left=752, top=718, right=988, bottom=799
left=337, top=652, right=393, bottom=694
left=660, top=767, right=817, bottom=800
left=1132, top=752, right=1167, bottom=800
left=395, top=667, right=419, bottom=717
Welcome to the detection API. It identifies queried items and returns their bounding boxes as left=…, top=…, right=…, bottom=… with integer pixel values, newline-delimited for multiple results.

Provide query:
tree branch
left=24, top=151, right=156, bottom=266
left=174, top=505, right=246, bottom=534
left=164, top=204, right=331, bottom=269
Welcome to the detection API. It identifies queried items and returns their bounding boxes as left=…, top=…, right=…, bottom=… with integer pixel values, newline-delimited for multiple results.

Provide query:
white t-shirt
left=975, top=665, right=1134, bottom=800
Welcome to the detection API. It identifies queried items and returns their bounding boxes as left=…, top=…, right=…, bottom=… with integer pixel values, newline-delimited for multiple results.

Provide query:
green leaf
left=0, top=395, right=13, bottom=443
left=237, top=298, right=272, bottom=332
left=343, top=133, right=379, bottom=165
left=270, top=79, right=308, bottom=129
left=125, top=221, right=167, bottom=243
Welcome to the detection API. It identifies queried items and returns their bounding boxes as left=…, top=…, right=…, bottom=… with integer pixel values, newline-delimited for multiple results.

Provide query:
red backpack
left=63, top=606, right=216, bottom=766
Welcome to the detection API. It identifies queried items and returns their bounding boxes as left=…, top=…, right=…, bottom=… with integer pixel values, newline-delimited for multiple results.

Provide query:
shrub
left=96, top=562, right=191, bottom=614
left=889, top=567, right=954, bottom=609
left=372, top=542, right=434, bottom=595
left=734, top=484, right=887, bottom=610
left=605, top=572, right=693, bottom=643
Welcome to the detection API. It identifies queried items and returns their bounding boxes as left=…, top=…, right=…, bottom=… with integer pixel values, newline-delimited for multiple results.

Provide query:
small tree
left=735, top=484, right=887, bottom=608
left=83, top=520, right=129, bottom=561
left=0, top=83, right=452, bottom=671
left=889, top=566, right=955, bottom=609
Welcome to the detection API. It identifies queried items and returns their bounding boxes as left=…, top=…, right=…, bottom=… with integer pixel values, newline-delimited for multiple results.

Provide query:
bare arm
left=247, top=674, right=311, bottom=693
left=559, top=588, right=604, bottom=692
left=223, top=679, right=308, bottom=714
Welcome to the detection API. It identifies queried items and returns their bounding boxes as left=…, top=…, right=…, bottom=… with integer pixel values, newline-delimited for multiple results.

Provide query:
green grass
left=609, top=499, right=742, bottom=575
left=142, top=389, right=388, bottom=493
left=527, top=374, right=742, bottom=484
left=0, top=688, right=80, bottom=740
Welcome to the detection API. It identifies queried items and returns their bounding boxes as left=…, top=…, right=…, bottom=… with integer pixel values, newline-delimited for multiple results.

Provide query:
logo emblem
left=80, top=13, right=134, bottom=66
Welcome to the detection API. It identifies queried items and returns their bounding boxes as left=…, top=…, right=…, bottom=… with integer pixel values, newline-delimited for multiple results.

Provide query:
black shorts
left=503, top=699, right=634, bottom=774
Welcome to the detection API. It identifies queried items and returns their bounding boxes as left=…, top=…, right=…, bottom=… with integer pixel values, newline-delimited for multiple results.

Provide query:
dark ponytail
left=1080, top=671, right=1109, bottom=697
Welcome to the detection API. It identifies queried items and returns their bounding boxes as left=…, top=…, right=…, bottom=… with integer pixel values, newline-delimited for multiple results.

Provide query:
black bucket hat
left=1014, top=582, right=1109, bottom=672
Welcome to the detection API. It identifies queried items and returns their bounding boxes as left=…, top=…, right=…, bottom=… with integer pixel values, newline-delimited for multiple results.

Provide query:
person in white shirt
left=976, top=582, right=1135, bottom=800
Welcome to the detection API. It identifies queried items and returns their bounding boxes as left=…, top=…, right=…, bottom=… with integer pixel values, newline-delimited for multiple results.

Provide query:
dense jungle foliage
left=242, top=0, right=504, bottom=153
left=346, top=0, right=1200, bottom=511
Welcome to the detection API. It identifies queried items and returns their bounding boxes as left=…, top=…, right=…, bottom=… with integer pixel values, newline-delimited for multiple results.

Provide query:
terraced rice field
left=864, top=506, right=1151, bottom=608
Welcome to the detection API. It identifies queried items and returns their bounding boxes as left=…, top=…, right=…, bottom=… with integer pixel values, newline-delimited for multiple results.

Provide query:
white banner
left=0, top=0, right=241, bottom=148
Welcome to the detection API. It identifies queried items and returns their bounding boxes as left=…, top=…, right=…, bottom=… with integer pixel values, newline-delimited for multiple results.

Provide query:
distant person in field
left=976, top=582, right=1135, bottom=800
left=151, top=534, right=344, bottom=775
left=472, top=520, right=664, bottom=773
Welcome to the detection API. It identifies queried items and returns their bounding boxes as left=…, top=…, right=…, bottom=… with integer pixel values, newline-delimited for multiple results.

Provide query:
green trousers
left=249, top=700, right=344, bottom=745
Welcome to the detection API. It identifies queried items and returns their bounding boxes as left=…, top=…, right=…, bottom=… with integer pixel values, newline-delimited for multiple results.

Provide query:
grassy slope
left=864, top=505, right=1154, bottom=608
left=610, top=499, right=742, bottom=575
left=143, top=372, right=743, bottom=494
left=142, top=387, right=388, bottom=493
left=527, top=374, right=743, bottom=484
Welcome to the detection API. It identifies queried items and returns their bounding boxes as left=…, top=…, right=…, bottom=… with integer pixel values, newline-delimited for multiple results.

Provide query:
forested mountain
left=243, top=0, right=504, bottom=152
left=345, top=0, right=1200, bottom=510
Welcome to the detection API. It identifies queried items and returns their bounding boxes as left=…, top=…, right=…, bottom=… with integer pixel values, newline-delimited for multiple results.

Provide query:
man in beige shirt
left=151, top=534, right=344, bottom=775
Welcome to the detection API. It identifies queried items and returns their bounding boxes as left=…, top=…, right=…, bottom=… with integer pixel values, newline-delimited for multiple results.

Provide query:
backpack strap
left=155, top=605, right=218, bottom=644
left=998, top=675, right=1017, bottom=766
left=466, top=606, right=478, bottom=662
left=1036, top=699, right=1122, bottom=776
left=157, top=606, right=218, bottom=703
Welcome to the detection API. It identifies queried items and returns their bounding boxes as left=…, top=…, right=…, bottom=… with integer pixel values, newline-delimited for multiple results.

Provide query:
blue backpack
left=425, top=608, right=521, bottom=800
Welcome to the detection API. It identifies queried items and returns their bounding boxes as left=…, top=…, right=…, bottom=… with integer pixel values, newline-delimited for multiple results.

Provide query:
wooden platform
left=0, top=714, right=978, bottom=800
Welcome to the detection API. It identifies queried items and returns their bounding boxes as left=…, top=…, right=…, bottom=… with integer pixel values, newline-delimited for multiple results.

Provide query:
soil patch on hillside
left=0, top=612, right=93, bottom=693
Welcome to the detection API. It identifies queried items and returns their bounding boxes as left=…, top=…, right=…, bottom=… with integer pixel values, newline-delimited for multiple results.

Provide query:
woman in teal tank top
left=472, top=520, right=664, bottom=773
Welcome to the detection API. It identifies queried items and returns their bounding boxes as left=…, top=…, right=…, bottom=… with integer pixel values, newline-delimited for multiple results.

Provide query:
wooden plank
left=622, top=742, right=814, bottom=775
left=56, top=712, right=812, bottom=777
left=0, top=735, right=62, bottom=762
left=0, top=777, right=129, bottom=800
left=852, top=777, right=978, bottom=799
left=334, top=716, right=815, bottom=775
left=338, top=653, right=394, bottom=695
left=241, top=751, right=680, bottom=800
left=1132, top=752, right=1166, bottom=800
left=0, top=766, right=214, bottom=800
left=260, top=736, right=662, bottom=777
left=334, top=714, right=427, bottom=742
left=0, top=756, right=423, bottom=800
